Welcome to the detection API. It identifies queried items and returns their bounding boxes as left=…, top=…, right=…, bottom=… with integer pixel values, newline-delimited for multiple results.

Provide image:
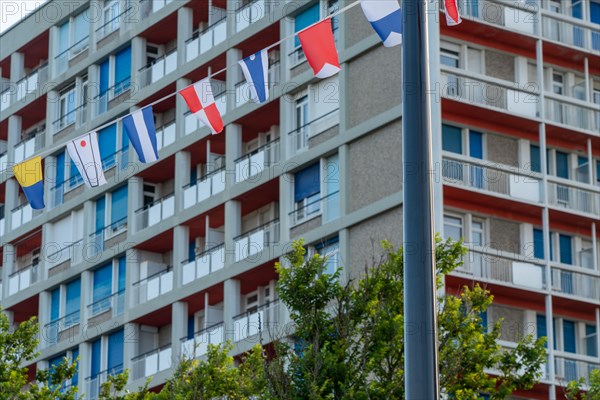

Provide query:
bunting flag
left=67, top=131, right=107, bottom=188
left=123, top=106, right=159, bottom=164
left=444, top=0, right=462, bottom=26
left=13, top=156, right=45, bottom=210
left=298, top=18, right=341, bottom=78
left=179, top=78, right=224, bottom=134
left=360, top=0, right=403, bottom=47
left=238, top=49, right=270, bottom=103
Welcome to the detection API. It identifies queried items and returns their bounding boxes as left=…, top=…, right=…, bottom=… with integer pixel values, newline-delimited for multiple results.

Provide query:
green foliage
left=565, top=369, right=600, bottom=400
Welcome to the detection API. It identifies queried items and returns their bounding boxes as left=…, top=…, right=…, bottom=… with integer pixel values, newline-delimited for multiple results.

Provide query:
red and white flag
left=298, top=18, right=341, bottom=79
left=444, top=0, right=462, bottom=26
left=179, top=78, right=224, bottom=135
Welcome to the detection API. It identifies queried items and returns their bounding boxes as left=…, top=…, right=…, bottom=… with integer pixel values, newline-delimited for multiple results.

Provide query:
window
left=440, top=49, right=460, bottom=68
left=552, top=72, right=564, bottom=95
left=294, top=163, right=321, bottom=223
left=293, top=4, right=320, bottom=62
left=555, top=151, right=569, bottom=179
left=58, top=87, right=76, bottom=129
left=530, top=144, right=541, bottom=173
left=93, top=263, right=112, bottom=308
left=48, top=348, right=78, bottom=392
left=533, top=228, right=544, bottom=259
left=99, top=124, right=117, bottom=169
left=315, top=237, right=339, bottom=276
left=563, top=320, right=576, bottom=353
left=295, top=95, right=309, bottom=151
left=444, top=215, right=463, bottom=240
left=98, top=46, right=132, bottom=107
left=328, top=0, right=339, bottom=42
left=585, top=324, right=597, bottom=357
left=55, top=10, right=89, bottom=73
left=96, top=186, right=128, bottom=233
left=442, top=124, right=462, bottom=154
left=107, top=330, right=124, bottom=374
left=90, top=329, right=124, bottom=390
left=91, top=257, right=126, bottom=316
left=50, top=279, right=81, bottom=331
left=559, top=234, right=572, bottom=265
left=102, top=0, right=120, bottom=37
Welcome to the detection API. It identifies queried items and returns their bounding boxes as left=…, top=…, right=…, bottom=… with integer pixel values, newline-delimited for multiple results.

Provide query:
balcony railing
left=181, top=322, right=225, bottom=358
left=15, top=64, right=48, bottom=102
left=234, top=60, right=280, bottom=107
left=52, top=103, right=87, bottom=133
left=88, top=217, right=128, bottom=257
left=233, top=299, right=282, bottom=342
left=1, top=89, right=10, bottom=112
left=185, top=17, right=227, bottom=63
left=132, top=267, right=173, bottom=304
left=140, top=0, right=175, bottom=20
left=554, top=355, right=600, bottom=384
left=289, top=191, right=340, bottom=226
left=459, top=0, right=537, bottom=35
left=156, top=121, right=176, bottom=151
left=442, top=154, right=542, bottom=203
left=547, top=179, right=600, bottom=216
left=439, top=66, right=539, bottom=118
left=183, top=167, right=226, bottom=209
left=46, top=239, right=84, bottom=271
left=86, top=364, right=124, bottom=400
left=542, top=11, right=600, bottom=52
left=87, top=290, right=125, bottom=319
left=139, top=49, right=177, bottom=88
left=181, top=243, right=225, bottom=285
left=453, top=248, right=546, bottom=291
left=551, top=266, right=600, bottom=303
left=132, top=344, right=172, bottom=380
left=11, top=202, right=43, bottom=230
left=288, top=108, right=340, bottom=154
left=55, top=36, right=90, bottom=75
left=235, top=0, right=268, bottom=33
left=234, top=218, right=280, bottom=262
left=235, top=139, right=280, bottom=183
left=8, top=263, right=39, bottom=296
left=184, top=91, right=227, bottom=134
left=43, top=311, right=80, bottom=346
left=14, top=130, right=44, bottom=163
left=95, top=78, right=131, bottom=115
left=96, top=7, right=131, bottom=41
left=134, top=193, right=175, bottom=231
left=545, top=94, right=600, bottom=134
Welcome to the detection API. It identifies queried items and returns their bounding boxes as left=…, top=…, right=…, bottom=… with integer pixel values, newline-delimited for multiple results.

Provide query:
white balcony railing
left=140, top=0, right=175, bottom=20
left=235, top=0, right=268, bottom=33
left=233, top=300, right=283, bottom=342
left=15, top=64, right=48, bottom=102
left=181, top=244, right=225, bottom=285
left=95, top=7, right=131, bottom=41
left=542, top=11, right=600, bottom=52
left=235, top=139, right=280, bottom=183
left=132, top=344, right=172, bottom=380
left=547, top=180, right=600, bottom=216
left=551, top=266, right=600, bottom=303
left=156, top=121, right=176, bottom=152
left=183, top=167, right=226, bottom=209
left=545, top=94, right=600, bottom=134
left=460, top=0, right=536, bottom=35
left=185, top=17, right=227, bottom=63
left=234, top=219, right=280, bottom=262
left=88, top=290, right=125, bottom=319
left=288, top=108, right=340, bottom=154
left=139, top=49, right=177, bottom=88
left=14, top=130, right=44, bottom=164
left=442, top=154, right=543, bottom=203
left=184, top=91, right=227, bottom=134
left=133, top=267, right=173, bottom=304
left=134, top=193, right=175, bottom=231
left=554, top=355, right=600, bottom=384
left=8, top=264, right=39, bottom=296
left=181, top=322, right=225, bottom=359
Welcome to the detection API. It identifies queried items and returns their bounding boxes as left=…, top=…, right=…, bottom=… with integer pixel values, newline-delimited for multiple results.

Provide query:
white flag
left=66, top=131, right=107, bottom=188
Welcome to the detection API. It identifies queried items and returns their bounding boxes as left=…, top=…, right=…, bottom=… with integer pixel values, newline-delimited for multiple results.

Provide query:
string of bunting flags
left=12, top=0, right=461, bottom=210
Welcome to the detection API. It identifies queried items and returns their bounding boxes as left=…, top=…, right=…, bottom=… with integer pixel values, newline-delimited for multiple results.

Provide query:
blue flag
left=238, top=49, right=269, bottom=103
left=360, top=0, right=403, bottom=47
left=123, top=106, right=159, bottom=164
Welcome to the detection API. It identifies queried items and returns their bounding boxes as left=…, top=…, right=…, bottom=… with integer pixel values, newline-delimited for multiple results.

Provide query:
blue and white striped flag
left=123, top=106, right=159, bottom=164
left=238, top=49, right=269, bottom=103
left=360, top=0, right=403, bottom=47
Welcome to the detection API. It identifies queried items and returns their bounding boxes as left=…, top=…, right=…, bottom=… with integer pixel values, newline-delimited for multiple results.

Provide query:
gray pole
left=402, top=0, right=440, bottom=398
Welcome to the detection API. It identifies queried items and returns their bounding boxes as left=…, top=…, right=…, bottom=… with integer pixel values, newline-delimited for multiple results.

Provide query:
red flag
left=179, top=78, right=224, bottom=135
left=444, top=0, right=462, bottom=26
left=298, top=18, right=341, bottom=78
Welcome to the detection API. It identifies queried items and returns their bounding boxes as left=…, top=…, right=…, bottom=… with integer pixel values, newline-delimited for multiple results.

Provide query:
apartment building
left=0, top=0, right=598, bottom=399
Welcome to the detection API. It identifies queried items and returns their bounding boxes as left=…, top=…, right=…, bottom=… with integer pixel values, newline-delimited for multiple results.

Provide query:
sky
left=0, top=0, right=49, bottom=34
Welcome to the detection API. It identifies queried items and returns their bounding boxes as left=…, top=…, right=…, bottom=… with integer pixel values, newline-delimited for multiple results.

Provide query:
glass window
left=552, top=72, right=564, bottom=95
left=107, top=329, right=124, bottom=374
left=533, top=228, right=544, bottom=259
left=440, top=49, right=459, bottom=68
left=98, top=124, right=117, bottom=169
left=110, top=186, right=128, bottom=227
left=294, top=4, right=320, bottom=48
left=471, top=220, right=484, bottom=246
left=563, top=320, right=576, bottom=353
left=65, top=279, right=80, bottom=318
left=530, top=144, right=541, bottom=172
left=93, top=263, right=112, bottom=303
left=114, top=46, right=132, bottom=95
left=469, top=131, right=483, bottom=159
left=555, top=151, right=569, bottom=179
left=294, top=163, right=321, bottom=219
left=585, top=324, right=598, bottom=357
left=442, top=124, right=462, bottom=154
left=91, top=339, right=101, bottom=378
left=444, top=215, right=463, bottom=240
left=559, top=234, right=572, bottom=265
left=51, top=287, right=60, bottom=322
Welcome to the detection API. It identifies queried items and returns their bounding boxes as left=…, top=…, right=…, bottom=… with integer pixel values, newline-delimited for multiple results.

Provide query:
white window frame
left=102, top=0, right=121, bottom=38
left=58, top=86, right=77, bottom=130
left=103, top=190, right=128, bottom=238
left=443, top=213, right=464, bottom=241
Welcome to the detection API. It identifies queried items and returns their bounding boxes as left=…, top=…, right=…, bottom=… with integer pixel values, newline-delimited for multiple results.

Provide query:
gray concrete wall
left=489, top=217, right=521, bottom=254
left=487, top=134, right=519, bottom=167
left=485, top=50, right=515, bottom=82
left=344, top=4, right=373, bottom=48
left=489, top=304, right=525, bottom=342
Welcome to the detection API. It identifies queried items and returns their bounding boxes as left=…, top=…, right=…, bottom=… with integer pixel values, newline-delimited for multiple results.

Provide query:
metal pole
left=402, top=0, right=440, bottom=398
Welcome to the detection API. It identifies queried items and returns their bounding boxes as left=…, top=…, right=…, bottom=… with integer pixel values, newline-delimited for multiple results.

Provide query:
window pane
left=51, top=288, right=60, bottom=322
left=530, top=145, right=541, bottom=172
left=65, top=279, right=80, bottom=316
left=294, top=163, right=321, bottom=202
left=559, top=234, right=572, bottom=265
left=110, top=186, right=128, bottom=226
left=555, top=151, right=569, bottom=178
left=93, top=263, right=112, bottom=302
left=469, top=131, right=483, bottom=159
left=533, top=228, right=544, bottom=259
left=114, top=46, right=132, bottom=93
left=442, top=124, right=462, bottom=154
left=108, top=329, right=124, bottom=374
left=294, top=4, right=320, bottom=47
left=563, top=320, right=576, bottom=353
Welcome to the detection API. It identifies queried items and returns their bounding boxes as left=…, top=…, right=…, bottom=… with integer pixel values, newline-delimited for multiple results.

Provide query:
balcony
left=156, top=120, right=176, bottom=152
left=132, top=267, right=173, bottom=305
left=11, top=202, right=43, bottom=230
left=235, top=0, right=269, bottom=33
left=289, top=191, right=340, bottom=229
left=545, top=94, right=600, bottom=134
left=235, top=139, right=280, bottom=183
left=233, top=299, right=284, bottom=342
left=234, top=219, right=280, bottom=262
left=43, top=311, right=80, bottom=347
left=14, top=129, right=44, bottom=164
left=183, top=167, right=226, bottom=209
left=88, top=217, right=128, bottom=257
left=184, top=91, right=227, bottom=134
left=134, top=193, right=175, bottom=231
left=551, top=266, right=600, bottom=303
left=86, top=365, right=123, bottom=400
left=185, top=17, right=227, bottom=63
left=442, top=154, right=542, bottom=203
left=181, top=322, right=225, bottom=358
left=96, top=6, right=130, bottom=43
left=138, top=49, right=177, bottom=88
left=52, top=103, right=87, bottom=134
left=95, top=79, right=131, bottom=115
left=439, top=66, right=539, bottom=119
left=234, top=60, right=280, bottom=108
left=87, top=290, right=125, bottom=322
left=181, top=243, right=225, bottom=286
left=542, top=11, right=600, bottom=52
left=547, top=179, right=600, bottom=217
left=46, top=240, right=84, bottom=277
left=7, top=263, right=39, bottom=296
left=55, top=37, right=89, bottom=76
left=288, top=108, right=340, bottom=155
left=15, top=64, right=48, bottom=104
left=131, top=344, right=172, bottom=380
left=460, top=0, right=536, bottom=35
left=140, top=0, right=175, bottom=21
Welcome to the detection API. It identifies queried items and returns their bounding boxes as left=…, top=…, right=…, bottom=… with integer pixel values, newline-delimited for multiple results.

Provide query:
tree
left=565, top=369, right=600, bottom=400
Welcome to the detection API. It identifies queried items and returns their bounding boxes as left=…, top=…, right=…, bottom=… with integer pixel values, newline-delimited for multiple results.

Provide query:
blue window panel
left=58, top=22, right=69, bottom=54
left=55, top=152, right=65, bottom=187
left=93, top=263, right=112, bottom=302
left=73, top=12, right=88, bottom=45
left=530, top=145, right=541, bottom=173
left=189, top=241, right=196, bottom=261
left=294, top=163, right=321, bottom=202
left=108, top=329, right=124, bottom=374
left=559, top=234, right=572, bottom=265
left=480, top=310, right=488, bottom=332
left=65, top=279, right=80, bottom=317
left=91, top=339, right=101, bottom=378
left=98, top=124, right=117, bottom=168
left=187, top=315, right=195, bottom=340
left=71, top=348, right=79, bottom=387
left=556, top=151, right=569, bottom=179
left=592, top=1, right=600, bottom=49
left=536, top=314, right=547, bottom=347
left=96, top=196, right=106, bottom=231
left=118, top=257, right=126, bottom=292
left=190, top=166, right=198, bottom=186
left=294, top=4, right=320, bottom=47
left=51, top=288, right=60, bottom=322
left=442, top=124, right=462, bottom=154
left=586, top=324, right=597, bottom=357
left=99, top=60, right=110, bottom=95
left=110, top=186, right=128, bottom=226
left=469, top=131, right=483, bottom=159
left=122, top=125, right=129, bottom=150
left=114, top=47, right=132, bottom=94
left=533, top=228, right=544, bottom=259
left=563, top=320, right=576, bottom=353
